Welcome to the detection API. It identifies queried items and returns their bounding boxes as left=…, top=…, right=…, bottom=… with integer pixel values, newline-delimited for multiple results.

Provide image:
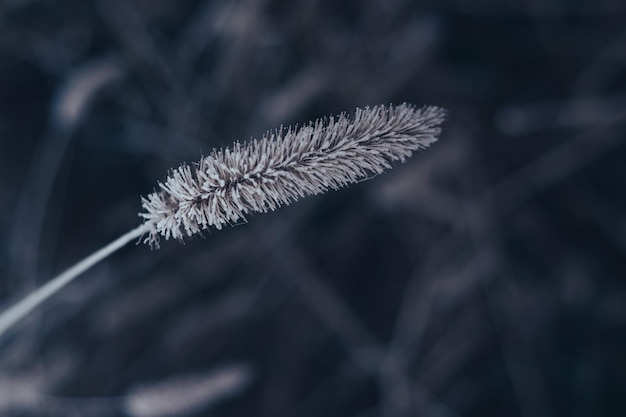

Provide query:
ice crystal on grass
left=140, top=103, right=446, bottom=247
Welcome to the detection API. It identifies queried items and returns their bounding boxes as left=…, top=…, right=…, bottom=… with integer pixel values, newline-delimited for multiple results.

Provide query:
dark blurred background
left=1, top=0, right=626, bottom=416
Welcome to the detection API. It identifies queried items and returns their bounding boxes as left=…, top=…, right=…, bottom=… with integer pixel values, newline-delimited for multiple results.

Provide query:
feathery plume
left=140, top=103, right=446, bottom=247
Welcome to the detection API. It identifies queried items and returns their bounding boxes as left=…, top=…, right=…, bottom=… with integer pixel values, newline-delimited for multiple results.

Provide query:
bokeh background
left=1, top=0, right=626, bottom=416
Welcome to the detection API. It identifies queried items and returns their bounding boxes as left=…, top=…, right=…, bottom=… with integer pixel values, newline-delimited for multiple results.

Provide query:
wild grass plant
left=0, top=103, right=446, bottom=339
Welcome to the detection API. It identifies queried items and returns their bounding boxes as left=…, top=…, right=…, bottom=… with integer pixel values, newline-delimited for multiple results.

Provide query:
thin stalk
left=0, top=223, right=149, bottom=339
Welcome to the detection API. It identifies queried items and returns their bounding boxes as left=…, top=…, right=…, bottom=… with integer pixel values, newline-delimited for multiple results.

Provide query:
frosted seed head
left=140, top=104, right=446, bottom=247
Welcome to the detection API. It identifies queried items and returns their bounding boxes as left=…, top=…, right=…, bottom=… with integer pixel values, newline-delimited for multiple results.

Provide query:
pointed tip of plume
left=140, top=103, right=447, bottom=247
